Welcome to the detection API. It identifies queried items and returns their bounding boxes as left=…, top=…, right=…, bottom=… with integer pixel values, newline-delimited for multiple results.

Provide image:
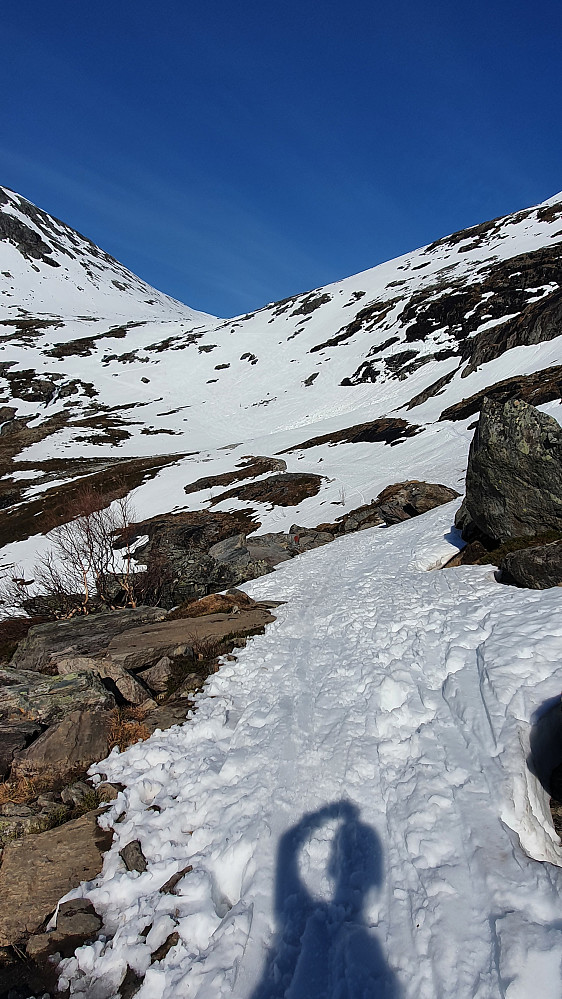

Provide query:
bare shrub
left=0, top=485, right=144, bottom=619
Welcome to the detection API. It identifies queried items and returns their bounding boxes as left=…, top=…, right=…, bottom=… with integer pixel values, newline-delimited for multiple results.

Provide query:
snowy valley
left=0, top=185, right=562, bottom=998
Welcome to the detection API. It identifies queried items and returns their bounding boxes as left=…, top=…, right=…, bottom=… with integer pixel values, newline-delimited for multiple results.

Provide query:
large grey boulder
left=10, top=605, right=167, bottom=672
left=456, top=398, right=562, bottom=542
left=500, top=541, right=562, bottom=589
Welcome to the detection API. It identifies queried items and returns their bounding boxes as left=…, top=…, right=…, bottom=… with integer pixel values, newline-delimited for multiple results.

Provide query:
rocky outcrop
left=320, top=480, right=459, bottom=535
left=56, top=655, right=153, bottom=705
left=10, top=710, right=111, bottom=780
left=210, top=472, right=324, bottom=507
left=26, top=898, right=102, bottom=973
left=438, top=364, right=562, bottom=423
left=375, top=481, right=459, bottom=525
left=10, top=605, right=167, bottom=673
left=455, top=398, right=562, bottom=543
left=500, top=541, right=562, bottom=589
left=0, top=721, right=41, bottom=779
left=107, top=605, right=276, bottom=670
left=0, top=668, right=115, bottom=725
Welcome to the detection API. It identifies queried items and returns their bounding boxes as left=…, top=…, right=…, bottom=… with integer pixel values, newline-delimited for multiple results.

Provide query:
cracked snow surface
left=61, top=504, right=562, bottom=999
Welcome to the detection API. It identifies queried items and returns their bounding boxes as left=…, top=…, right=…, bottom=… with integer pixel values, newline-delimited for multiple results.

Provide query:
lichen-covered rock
left=456, top=398, right=562, bottom=542
left=57, top=655, right=152, bottom=704
left=0, top=669, right=115, bottom=725
left=500, top=540, right=562, bottom=589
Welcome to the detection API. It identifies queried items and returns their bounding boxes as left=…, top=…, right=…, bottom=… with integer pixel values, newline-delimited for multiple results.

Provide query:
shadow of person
left=251, top=800, right=399, bottom=999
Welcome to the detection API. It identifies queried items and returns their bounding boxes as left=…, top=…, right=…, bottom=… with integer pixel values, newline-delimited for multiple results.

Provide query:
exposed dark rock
left=0, top=721, right=42, bottom=779
left=406, top=366, right=459, bottom=410
left=183, top=456, right=286, bottom=495
left=338, top=503, right=385, bottom=533
left=439, top=364, right=562, bottom=422
left=246, top=525, right=333, bottom=564
left=106, top=606, right=276, bottom=671
left=396, top=244, right=562, bottom=376
left=211, top=472, right=323, bottom=508
left=151, top=931, right=180, bottom=963
left=279, top=418, right=422, bottom=453
left=138, top=656, right=176, bottom=694
left=310, top=298, right=399, bottom=354
left=500, top=541, right=562, bottom=589
left=56, top=655, right=153, bottom=705
left=0, top=203, right=59, bottom=267
left=375, top=481, right=459, bottom=525
left=455, top=398, right=562, bottom=543
left=60, top=780, right=93, bottom=807
left=159, top=865, right=193, bottom=894
left=462, top=287, right=562, bottom=377
left=318, top=481, right=459, bottom=535
left=290, top=292, right=331, bottom=316
left=208, top=533, right=251, bottom=564
left=26, top=897, right=102, bottom=969
left=171, top=590, right=256, bottom=618
left=120, top=840, right=147, bottom=873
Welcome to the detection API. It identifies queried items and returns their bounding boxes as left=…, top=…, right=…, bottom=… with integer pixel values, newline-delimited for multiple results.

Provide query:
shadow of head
left=324, top=801, right=382, bottom=911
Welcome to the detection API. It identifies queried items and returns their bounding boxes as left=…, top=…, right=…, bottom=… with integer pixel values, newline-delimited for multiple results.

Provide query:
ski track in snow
left=60, top=505, right=562, bottom=999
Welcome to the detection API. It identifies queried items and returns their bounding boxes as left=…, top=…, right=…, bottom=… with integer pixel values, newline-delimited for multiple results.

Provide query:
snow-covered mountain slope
left=3, top=193, right=562, bottom=997
left=61, top=504, right=562, bottom=999
left=0, top=186, right=215, bottom=321
left=1, top=187, right=562, bottom=567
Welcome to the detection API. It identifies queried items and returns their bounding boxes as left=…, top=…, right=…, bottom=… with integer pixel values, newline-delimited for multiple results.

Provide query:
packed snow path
left=63, top=505, right=562, bottom=998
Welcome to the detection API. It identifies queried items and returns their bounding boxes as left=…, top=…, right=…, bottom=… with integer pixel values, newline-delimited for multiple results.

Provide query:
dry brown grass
left=108, top=706, right=150, bottom=751
left=0, top=773, right=53, bottom=806
left=0, top=765, right=85, bottom=806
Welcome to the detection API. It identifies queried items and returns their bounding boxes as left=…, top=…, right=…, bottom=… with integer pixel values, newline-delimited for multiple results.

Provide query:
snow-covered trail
left=62, top=505, right=562, bottom=999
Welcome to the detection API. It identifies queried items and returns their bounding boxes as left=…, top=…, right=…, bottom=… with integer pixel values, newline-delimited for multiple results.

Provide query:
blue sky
left=2, top=0, right=561, bottom=318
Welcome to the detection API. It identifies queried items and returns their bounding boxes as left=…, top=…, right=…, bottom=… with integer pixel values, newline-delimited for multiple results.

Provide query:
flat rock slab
left=11, top=606, right=168, bottom=672
left=106, top=606, right=276, bottom=670
left=0, top=810, right=113, bottom=946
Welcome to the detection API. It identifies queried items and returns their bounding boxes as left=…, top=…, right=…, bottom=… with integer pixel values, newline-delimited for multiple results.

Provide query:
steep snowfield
left=59, top=505, right=562, bottom=998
